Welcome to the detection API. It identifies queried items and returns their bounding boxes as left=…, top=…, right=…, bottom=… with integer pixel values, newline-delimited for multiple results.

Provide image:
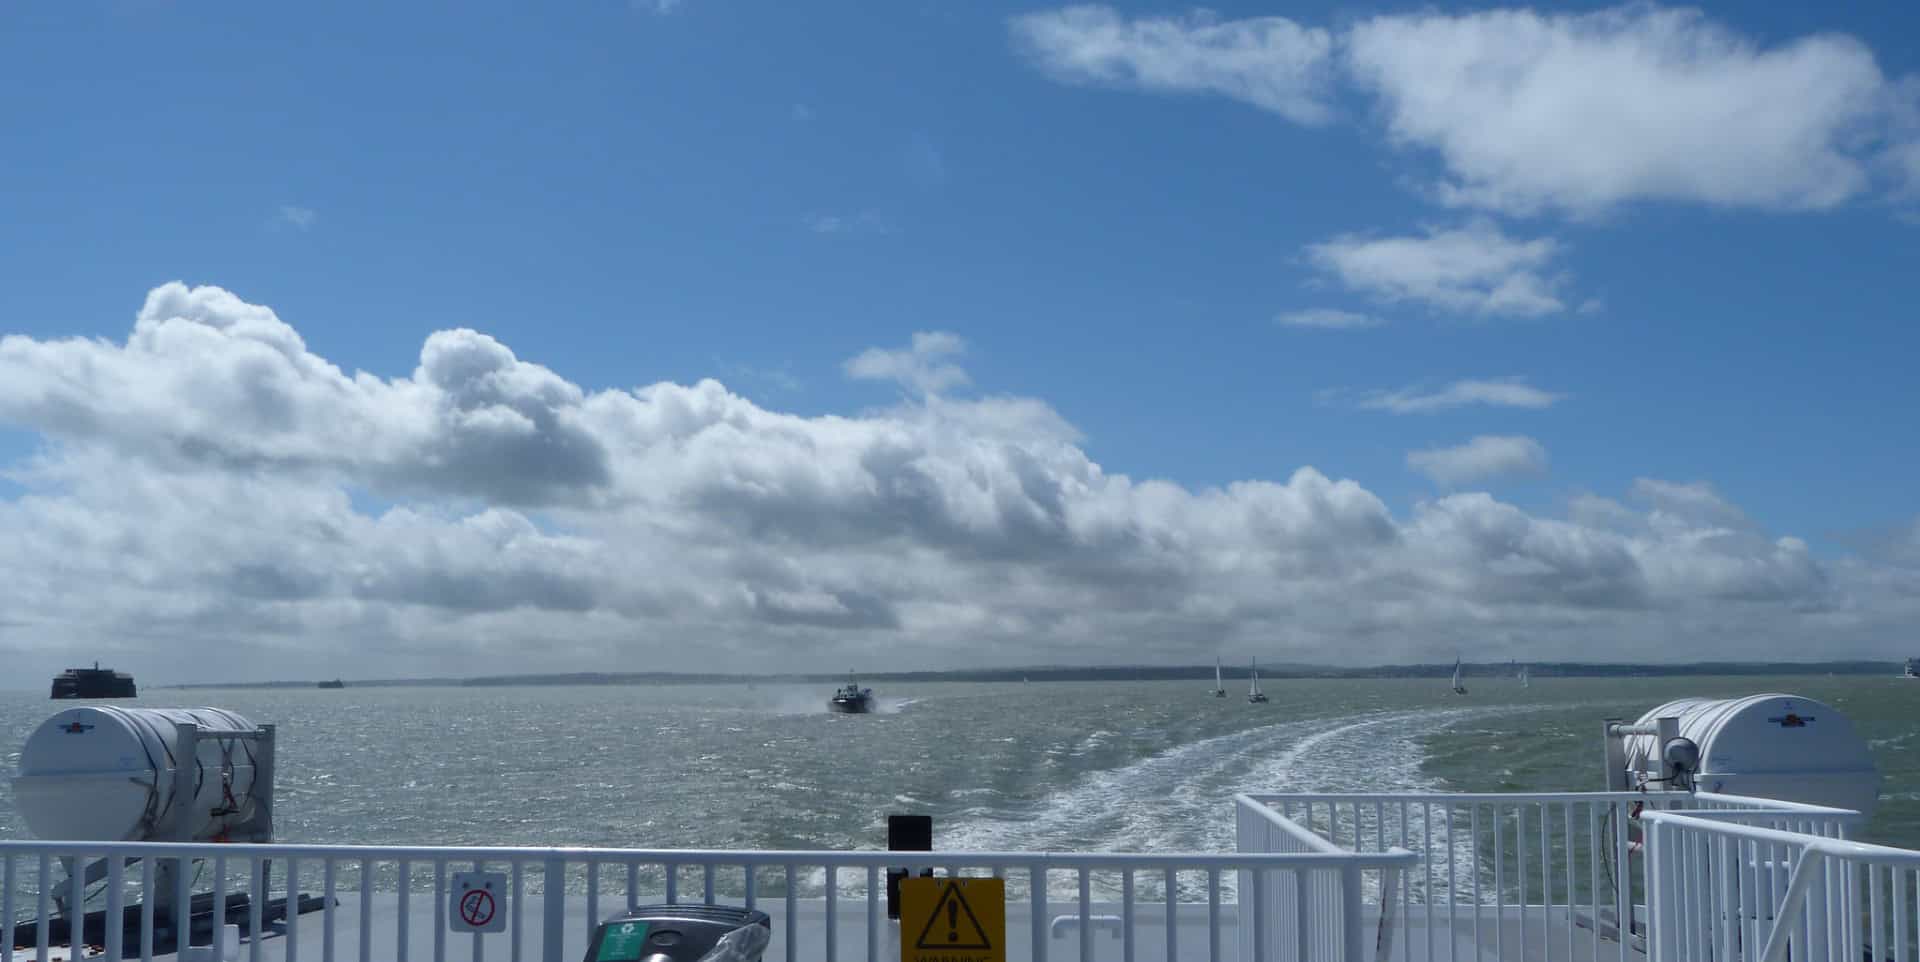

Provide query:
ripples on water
left=1, top=676, right=1914, bottom=856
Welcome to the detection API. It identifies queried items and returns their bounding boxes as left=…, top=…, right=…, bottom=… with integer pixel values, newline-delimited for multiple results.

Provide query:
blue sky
left=1, top=1, right=1917, bottom=679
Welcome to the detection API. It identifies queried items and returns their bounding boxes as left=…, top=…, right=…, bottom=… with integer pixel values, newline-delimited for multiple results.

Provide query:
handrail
left=1242, top=789, right=1696, bottom=803
left=1640, top=811, right=1920, bottom=863
left=0, top=839, right=1415, bottom=869
left=1232, top=793, right=1353, bottom=855
left=1689, top=791, right=1864, bottom=817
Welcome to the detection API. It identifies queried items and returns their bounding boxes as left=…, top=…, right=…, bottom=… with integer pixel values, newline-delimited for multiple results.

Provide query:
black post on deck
left=886, top=814, right=932, bottom=920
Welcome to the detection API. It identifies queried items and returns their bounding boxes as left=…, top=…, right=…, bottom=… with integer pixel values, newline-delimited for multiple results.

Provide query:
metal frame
left=1236, top=790, right=1864, bottom=962
left=1641, top=811, right=1920, bottom=962
left=0, top=838, right=1414, bottom=962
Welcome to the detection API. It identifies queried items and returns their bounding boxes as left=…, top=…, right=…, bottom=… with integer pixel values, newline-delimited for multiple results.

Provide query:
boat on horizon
left=827, top=672, right=875, bottom=714
left=49, top=662, right=136, bottom=700
left=1906, top=658, right=1918, bottom=679
left=0, top=689, right=1899, bottom=959
left=1518, top=664, right=1530, bottom=688
left=1247, top=658, right=1268, bottom=704
left=318, top=679, right=345, bottom=689
left=1208, top=657, right=1227, bottom=697
left=1450, top=657, right=1468, bottom=695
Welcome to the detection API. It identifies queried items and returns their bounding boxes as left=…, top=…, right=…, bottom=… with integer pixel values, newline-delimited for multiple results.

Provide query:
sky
left=2, top=0, right=1918, bottom=683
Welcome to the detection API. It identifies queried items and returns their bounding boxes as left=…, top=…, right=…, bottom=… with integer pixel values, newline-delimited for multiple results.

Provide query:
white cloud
left=806, top=211, right=892, bottom=235
left=1275, top=308, right=1382, bottom=330
left=1009, top=5, right=1335, bottom=125
left=843, top=330, right=970, bottom=396
left=0, top=284, right=1909, bottom=680
left=277, top=206, right=316, bottom=231
left=1011, top=4, right=1920, bottom=215
left=1341, top=377, right=1567, bottom=414
left=1408, top=435, right=1548, bottom=485
left=790, top=103, right=814, bottom=122
left=1305, top=220, right=1569, bottom=317
left=1341, top=6, right=1908, bottom=216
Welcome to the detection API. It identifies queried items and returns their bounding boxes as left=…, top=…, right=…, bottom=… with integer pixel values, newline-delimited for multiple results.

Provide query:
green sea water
left=0, top=675, right=1912, bottom=853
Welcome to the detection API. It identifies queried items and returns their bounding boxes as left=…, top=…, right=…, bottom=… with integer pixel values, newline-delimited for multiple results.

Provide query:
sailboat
left=1248, top=658, right=1269, bottom=704
left=1450, top=658, right=1468, bottom=695
left=1209, top=657, right=1227, bottom=697
left=1518, top=665, right=1530, bottom=688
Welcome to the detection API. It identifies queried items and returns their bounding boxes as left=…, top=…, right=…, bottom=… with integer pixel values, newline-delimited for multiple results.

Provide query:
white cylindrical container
left=11, top=706, right=260, bottom=841
left=1623, top=693, right=1881, bottom=816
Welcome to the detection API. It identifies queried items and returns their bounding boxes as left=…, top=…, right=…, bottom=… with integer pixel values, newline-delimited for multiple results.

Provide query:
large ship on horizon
left=49, top=661, right=137, bottom=699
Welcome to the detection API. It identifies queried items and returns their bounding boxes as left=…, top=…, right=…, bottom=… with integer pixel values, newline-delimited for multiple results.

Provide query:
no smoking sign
left=450, top=871, right=509, bottom=933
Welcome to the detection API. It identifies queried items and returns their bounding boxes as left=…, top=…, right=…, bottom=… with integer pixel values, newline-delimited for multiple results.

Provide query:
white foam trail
left=939, top=704, right=1527, bottom=899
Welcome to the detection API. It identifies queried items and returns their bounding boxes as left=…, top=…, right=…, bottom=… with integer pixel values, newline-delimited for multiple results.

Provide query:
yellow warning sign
left=900, top=877, right=1004, bottom=962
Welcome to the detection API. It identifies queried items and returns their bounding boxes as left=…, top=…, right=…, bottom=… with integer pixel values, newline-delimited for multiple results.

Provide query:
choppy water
left=1, top=675, right=1915, bottom=852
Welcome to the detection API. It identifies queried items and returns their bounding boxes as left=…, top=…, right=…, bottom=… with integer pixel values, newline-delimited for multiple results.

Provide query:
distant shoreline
left=158, top=660, right=1906, bottom=690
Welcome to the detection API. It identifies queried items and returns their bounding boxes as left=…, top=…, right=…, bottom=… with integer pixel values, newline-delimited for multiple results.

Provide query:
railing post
left=543, top=857, right=567, bottom=962
left=1655, top=819, right=1680, bottom=962
left=1031, top=866, right=1049, bottom=962
left=1375, top=866, right=1400, bottom=962
left=1341, top=864, right=1364, bottom=962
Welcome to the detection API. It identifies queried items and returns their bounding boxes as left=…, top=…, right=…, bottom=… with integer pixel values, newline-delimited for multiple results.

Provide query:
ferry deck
left=5, top=697, right=1914, bottom=961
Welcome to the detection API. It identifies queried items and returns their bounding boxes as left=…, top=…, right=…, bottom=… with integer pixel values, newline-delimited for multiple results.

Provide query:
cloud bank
left=0, top=285, right=1912, bottom=679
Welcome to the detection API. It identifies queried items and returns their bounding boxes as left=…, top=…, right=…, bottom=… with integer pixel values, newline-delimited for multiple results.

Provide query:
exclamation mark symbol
left=947, top=893, right=959, bottom=942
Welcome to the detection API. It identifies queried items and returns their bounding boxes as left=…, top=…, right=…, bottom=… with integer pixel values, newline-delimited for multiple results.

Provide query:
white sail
left=1216, top=658, right=1224, bottom=690
left=1451, top=658, right=1464, bottom=693
left=1519, top=665, right=1530, bottom=687
left=1250, top=658, right=1261, bottom=696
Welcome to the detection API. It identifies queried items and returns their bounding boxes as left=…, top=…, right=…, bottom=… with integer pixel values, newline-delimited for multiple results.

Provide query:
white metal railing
left=1236, top=791, right=1862, bottom=962
left=1686, top=793, right=1861, bottom=840
left=1642, top=811, right=1920, bottom=962
left=0, top=839, right=1411, bottom=962
left=1235, top=795, right=1415, bottom=962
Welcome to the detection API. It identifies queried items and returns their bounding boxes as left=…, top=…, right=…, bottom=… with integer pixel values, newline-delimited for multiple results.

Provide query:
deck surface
left=9, top=899, right=1647, bottom=961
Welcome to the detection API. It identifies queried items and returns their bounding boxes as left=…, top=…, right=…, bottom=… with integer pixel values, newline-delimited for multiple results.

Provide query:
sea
left=2, top=675, right=1916, bottom=855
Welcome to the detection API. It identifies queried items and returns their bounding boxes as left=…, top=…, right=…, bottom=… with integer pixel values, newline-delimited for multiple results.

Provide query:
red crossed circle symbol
left=459, top=888, right=496, bottom=927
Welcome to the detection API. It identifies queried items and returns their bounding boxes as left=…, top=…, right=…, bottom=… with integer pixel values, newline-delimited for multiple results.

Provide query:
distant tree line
left=163, top=659, right=1903, bottom=689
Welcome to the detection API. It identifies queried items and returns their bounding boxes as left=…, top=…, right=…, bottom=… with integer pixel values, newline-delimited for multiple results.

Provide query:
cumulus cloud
left=277, top=206, right=316, bottom=230
left=1343, top=6, right=1912, bottom=216
left=1338, top=377, right=1566, bottom=415
left=1011, top=4, right=1920, bottom=215
left=1305, top=220, right=1569, bottom=317
left=1408, top=435, right=1549, bottom=485
left=1009, top=5, right=1335, bottom=125
left=1275, top=308, right=1383, bottom=330
left=0, top=283, right=610, bottom=507
left=0, top=284, right=1909, bottom=680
